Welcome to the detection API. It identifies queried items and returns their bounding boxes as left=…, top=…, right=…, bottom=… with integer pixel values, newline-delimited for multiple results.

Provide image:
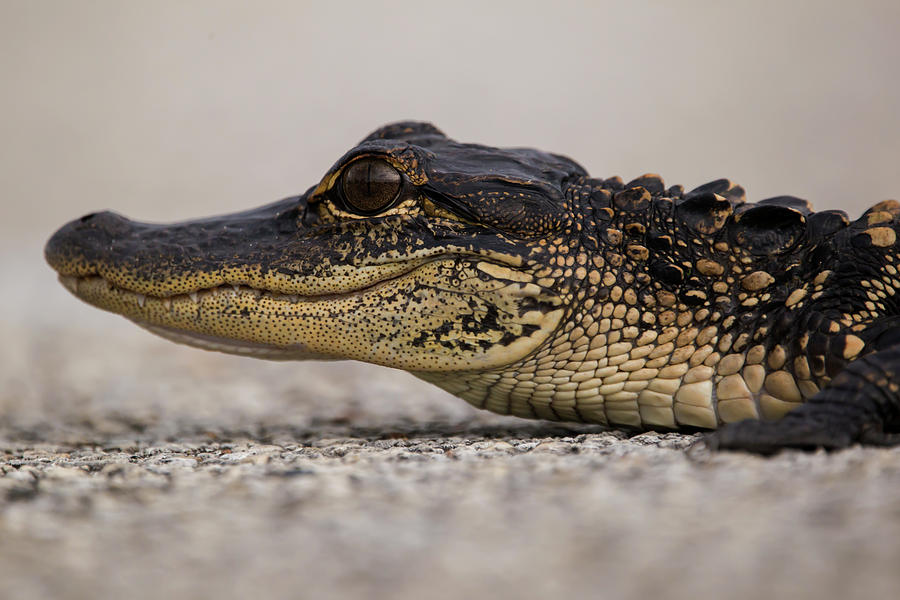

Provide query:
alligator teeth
left=286, top=295, right=300, bottom=303
left=60, top=276, right=79, bottom=294
left=251, top=289, right=263, bottom=299
left=162, top=298, right=172, bottom=310
left=189, top=292, right=200, bottom=304
left=136, top=293, right=146, bottom=308
left=231, top=284, right=240, bottom=293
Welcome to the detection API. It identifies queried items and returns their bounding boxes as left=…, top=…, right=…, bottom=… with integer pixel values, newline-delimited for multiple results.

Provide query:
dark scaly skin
left=44, top=122, right=900, bottom=453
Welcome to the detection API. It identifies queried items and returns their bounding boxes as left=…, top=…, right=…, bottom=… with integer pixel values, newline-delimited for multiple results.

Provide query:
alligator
left=45, top=121, right=900, bottom=453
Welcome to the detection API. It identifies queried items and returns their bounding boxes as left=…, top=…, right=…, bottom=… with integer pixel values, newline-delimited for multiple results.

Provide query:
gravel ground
left=2, top=259, right=900, bottom=600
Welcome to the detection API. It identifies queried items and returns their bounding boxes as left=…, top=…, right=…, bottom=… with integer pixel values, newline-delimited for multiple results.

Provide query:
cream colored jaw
left=58, top=274, right=369, bottom=360
left=57, top=262, right=423, bottom=308
left=56, top=256, right=563, bottom=373
left=131, top=320, right=329, bottom=360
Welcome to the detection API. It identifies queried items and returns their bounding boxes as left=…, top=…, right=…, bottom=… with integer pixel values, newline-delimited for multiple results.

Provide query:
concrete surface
left=3, top=2, right=900, bottom=599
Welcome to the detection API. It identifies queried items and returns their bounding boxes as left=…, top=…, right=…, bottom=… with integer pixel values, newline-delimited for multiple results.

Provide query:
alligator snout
left=44, top=194, right=316, bottom=299
left=45, top=210, right=135, bottom=278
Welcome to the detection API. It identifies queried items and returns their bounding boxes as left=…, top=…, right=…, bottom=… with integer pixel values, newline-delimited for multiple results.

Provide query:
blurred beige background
left=4, top=1, right=900, bottom=229
left=2, top=0, right=898, bottom=344
left=1, top=3, right=900, bottom=600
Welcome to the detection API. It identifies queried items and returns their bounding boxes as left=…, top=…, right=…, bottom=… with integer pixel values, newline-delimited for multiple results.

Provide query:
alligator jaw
left=55, top=273, right=334, bottom=359
left=131, top=320, right=332, bottom=360
left=45, top=191, right=564, bottom=372
left=45, top=121, right=576, bottom=392
left=49, top=257, right=473, bottom=364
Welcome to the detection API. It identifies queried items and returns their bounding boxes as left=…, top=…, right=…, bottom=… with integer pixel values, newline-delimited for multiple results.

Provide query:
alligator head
left=47, top=120, right=900, bottom=450
left=45, top=122, right=589, bottom=377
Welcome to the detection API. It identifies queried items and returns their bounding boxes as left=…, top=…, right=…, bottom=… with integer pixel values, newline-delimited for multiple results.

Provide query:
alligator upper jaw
left=44, top=193, right=419, bottom=300
left=49, top=192, right=422, bottom=285
left=48, top=195, right=317, bottom=295
left=46, top=192, right=564, bottom=371
left=43, top=193, right=429, bottom=357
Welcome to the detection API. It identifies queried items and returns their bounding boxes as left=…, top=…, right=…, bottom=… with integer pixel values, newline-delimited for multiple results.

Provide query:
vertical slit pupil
left=341, top=158, right=402, bottom=214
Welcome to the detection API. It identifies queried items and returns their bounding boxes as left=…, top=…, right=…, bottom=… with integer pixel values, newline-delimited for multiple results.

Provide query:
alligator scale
left=45, top=122, right=900, bottom=453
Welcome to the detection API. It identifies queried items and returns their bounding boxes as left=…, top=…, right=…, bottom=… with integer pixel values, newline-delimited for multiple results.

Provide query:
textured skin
left=45, top=122, right=900, bottom=452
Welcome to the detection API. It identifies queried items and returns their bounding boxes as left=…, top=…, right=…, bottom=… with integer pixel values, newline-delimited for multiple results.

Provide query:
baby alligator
left=45, top=122, right=900, bottom=453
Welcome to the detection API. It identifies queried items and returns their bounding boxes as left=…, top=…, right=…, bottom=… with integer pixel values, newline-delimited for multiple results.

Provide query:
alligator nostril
left=79, top=212, right=100, bottom=223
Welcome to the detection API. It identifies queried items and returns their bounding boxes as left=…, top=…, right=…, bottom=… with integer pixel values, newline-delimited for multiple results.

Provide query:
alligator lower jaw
left=54, top=255, right=560, bottom=371
left=130, top=321, right=330, bottom=360
left=57, top=274, right=346, bottom=359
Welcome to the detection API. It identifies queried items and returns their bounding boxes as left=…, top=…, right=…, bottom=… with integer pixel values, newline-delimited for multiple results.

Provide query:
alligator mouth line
left=57, top=260, right=435, bottom=310
left=57, top=264, right=442, bottom=359
left=59, top=274, right=374, bottom=308
left=55, top=254, right=526, bottom=361
left=54, top=249, right=527, bottom=311
left=54, top=245, right=527, bottom=313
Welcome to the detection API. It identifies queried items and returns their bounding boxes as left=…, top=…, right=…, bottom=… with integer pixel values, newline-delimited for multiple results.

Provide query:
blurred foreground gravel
left=2, top=260, right=900, bottom=600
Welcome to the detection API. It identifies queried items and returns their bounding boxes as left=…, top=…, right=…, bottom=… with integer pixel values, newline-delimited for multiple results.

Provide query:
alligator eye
left=339, top=158, right=402, bottom=214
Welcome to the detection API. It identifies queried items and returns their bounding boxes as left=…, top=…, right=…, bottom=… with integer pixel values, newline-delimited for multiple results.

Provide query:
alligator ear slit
left=422, top=189, right=482, bottom=225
